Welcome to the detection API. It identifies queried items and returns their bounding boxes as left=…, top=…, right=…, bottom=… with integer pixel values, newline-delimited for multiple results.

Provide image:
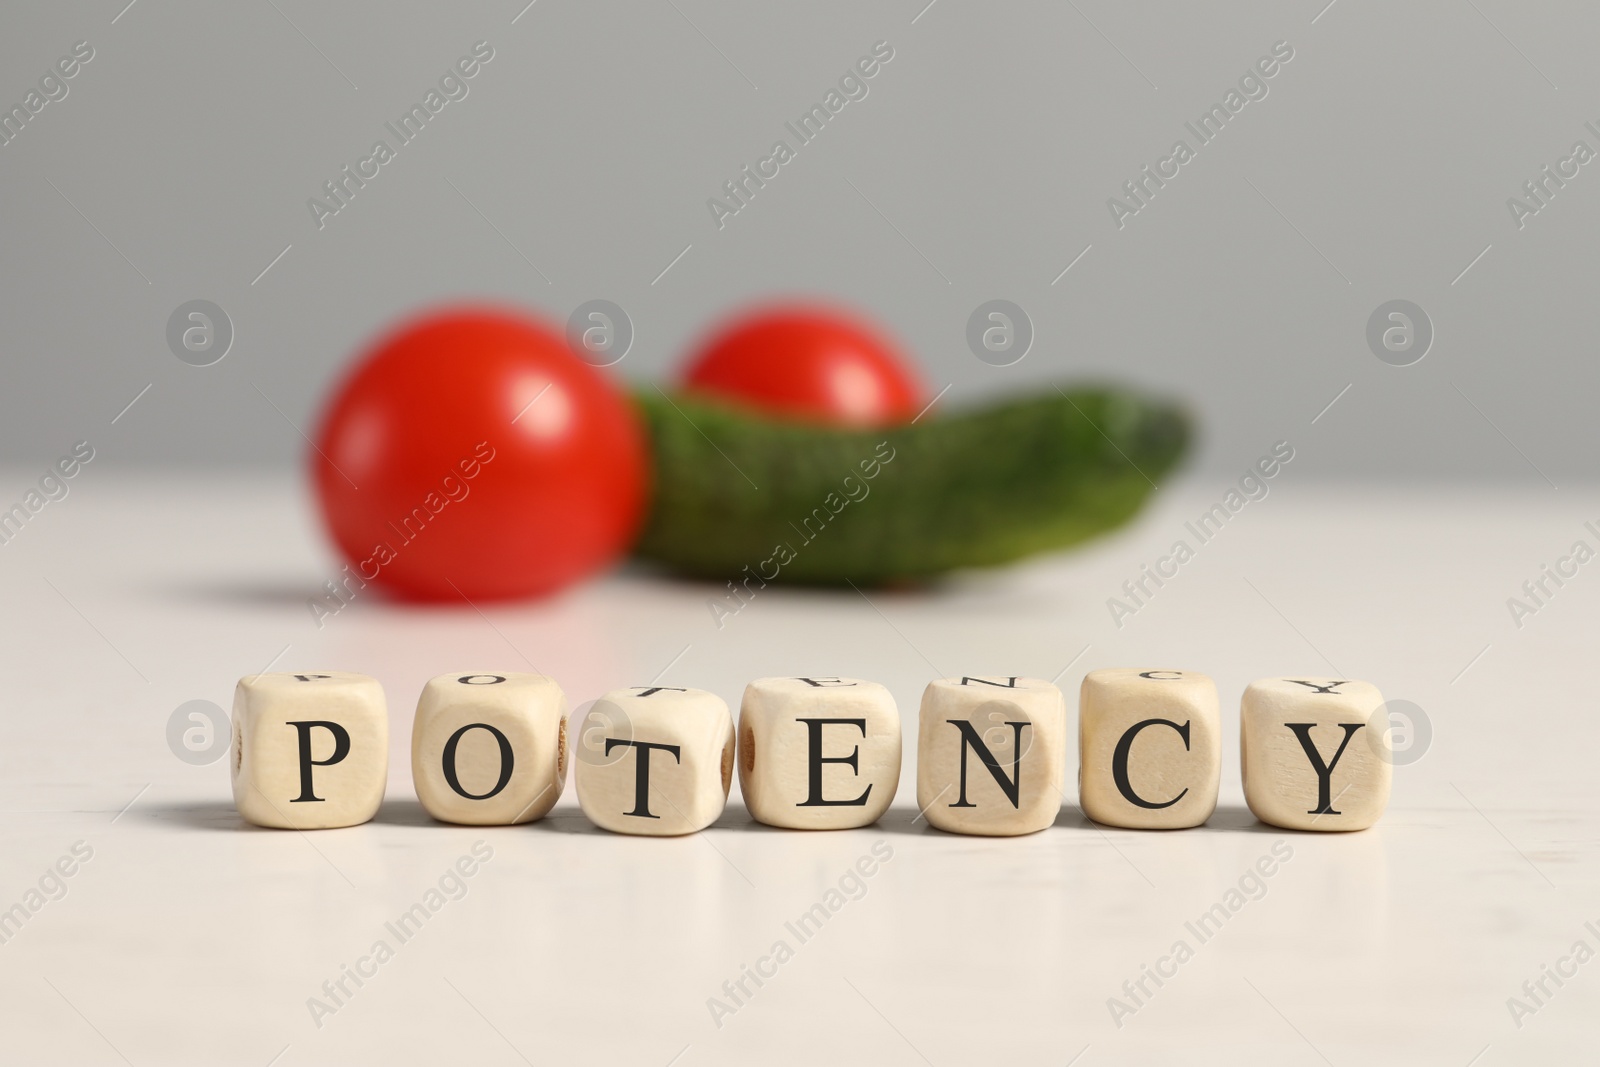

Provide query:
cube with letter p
left=231, top=671, right=388, bottom=829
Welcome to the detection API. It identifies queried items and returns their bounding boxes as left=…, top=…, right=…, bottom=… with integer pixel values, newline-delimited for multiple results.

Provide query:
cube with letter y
left=737, top=676, right=901, bottom=830
left=1241, top=677, right=1390, bottom=831
left=231, top=671, right=388, bottom=829
left=917, top=676, right=1065, bottom=836
left=575, top=686, right=734, bottom=835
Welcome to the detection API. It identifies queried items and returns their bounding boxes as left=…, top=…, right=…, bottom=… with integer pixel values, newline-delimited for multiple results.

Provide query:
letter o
left=441, top=723, right=515, bottom=800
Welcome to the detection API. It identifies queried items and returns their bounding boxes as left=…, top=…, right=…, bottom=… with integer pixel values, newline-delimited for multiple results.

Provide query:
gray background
left=1, top=0, right=1593, bottom=479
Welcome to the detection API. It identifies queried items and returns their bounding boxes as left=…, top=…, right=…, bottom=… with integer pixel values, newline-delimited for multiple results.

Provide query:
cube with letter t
left=575, top=686, right=734, bottom=835
left=917, top=676, right=1065, bottom=836
left=737, top=676, right=901, bottom=830
left=1241, top=677, right=1390, bottom=831
left=231, top=671, right=388, bottom=829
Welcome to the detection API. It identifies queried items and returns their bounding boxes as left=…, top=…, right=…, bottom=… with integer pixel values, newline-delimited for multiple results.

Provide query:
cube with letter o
left=412, top=671, right=567, bottom=826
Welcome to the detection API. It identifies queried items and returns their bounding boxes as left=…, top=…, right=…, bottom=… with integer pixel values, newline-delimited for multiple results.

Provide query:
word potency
left=227, top=669, right=1392, bottom=837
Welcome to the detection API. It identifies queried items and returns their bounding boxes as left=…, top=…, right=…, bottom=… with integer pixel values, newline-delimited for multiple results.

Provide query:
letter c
left=355, top=955, right=379, bottom=978
left=755, top=955, right=780, bottom=978
left=1111, top=718, right=1191, bottom=809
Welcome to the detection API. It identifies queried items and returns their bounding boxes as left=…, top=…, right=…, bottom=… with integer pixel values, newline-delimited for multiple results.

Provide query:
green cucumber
left=633, top=385, right=1191, bottom=584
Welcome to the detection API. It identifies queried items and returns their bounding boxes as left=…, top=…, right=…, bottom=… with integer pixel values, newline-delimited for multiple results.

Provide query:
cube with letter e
left=737, top=676, right=901, bottom=830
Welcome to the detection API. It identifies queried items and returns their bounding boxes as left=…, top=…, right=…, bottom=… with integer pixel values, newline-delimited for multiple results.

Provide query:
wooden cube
left=231, top=671, right=388, bottom=829
left=411, top=672, right=568, bottom=826
left=1078, top=668, right=1221, bottom=829
left=1241, top=677, right=1390, bottom=831
left=737, top=676, right=901, bottom=830
left=575, top=686, right=734, bottom=835
left=917, top=676, right=1065, bottom=836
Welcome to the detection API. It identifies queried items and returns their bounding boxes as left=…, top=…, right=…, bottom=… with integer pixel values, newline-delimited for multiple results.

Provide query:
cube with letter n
left=917, top=676, right=1065, bottom=836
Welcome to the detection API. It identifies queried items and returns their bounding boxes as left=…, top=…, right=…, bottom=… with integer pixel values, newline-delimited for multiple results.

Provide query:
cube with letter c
left=1078, top=668, right=1221, bottom=829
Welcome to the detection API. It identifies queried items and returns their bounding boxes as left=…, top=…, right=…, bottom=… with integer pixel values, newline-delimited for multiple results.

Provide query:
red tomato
left=312, top=307, right=647, bottom=601
left=682, top=305, right=924, bottom=425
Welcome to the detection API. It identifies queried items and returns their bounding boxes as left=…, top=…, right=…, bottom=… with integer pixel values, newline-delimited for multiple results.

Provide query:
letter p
left=287, top=721, right=352, bottom=802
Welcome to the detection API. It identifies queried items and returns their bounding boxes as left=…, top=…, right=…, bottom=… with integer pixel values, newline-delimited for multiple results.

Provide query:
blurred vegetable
left=312, top=307, right=646, bottom=601
left=634, top=387, right=1190, bottom=584
left=682, top=305, right=923, bottom=426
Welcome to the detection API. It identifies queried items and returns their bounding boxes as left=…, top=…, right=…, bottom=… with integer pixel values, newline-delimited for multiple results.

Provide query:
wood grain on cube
left=1241, top=677, right=1390, bottom=831
left=231, top=671, right=388, bottom=830
left=1078, top=668, right=1221, bottom=829
left=412, top=672, right=567, bottom=826
left=737, top=676, right=901, bottom=830
left=575, top=686, right=734, bottom=836
left=917, top=676, right=1065, bottom=836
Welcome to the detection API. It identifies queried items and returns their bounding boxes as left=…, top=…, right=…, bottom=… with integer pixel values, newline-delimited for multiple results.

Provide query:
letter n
left=946, top=719, right=1027, bottom=808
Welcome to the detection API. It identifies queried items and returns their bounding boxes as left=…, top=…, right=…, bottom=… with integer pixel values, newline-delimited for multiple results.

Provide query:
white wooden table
left=0, top=472, right=1591, bottom=1064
